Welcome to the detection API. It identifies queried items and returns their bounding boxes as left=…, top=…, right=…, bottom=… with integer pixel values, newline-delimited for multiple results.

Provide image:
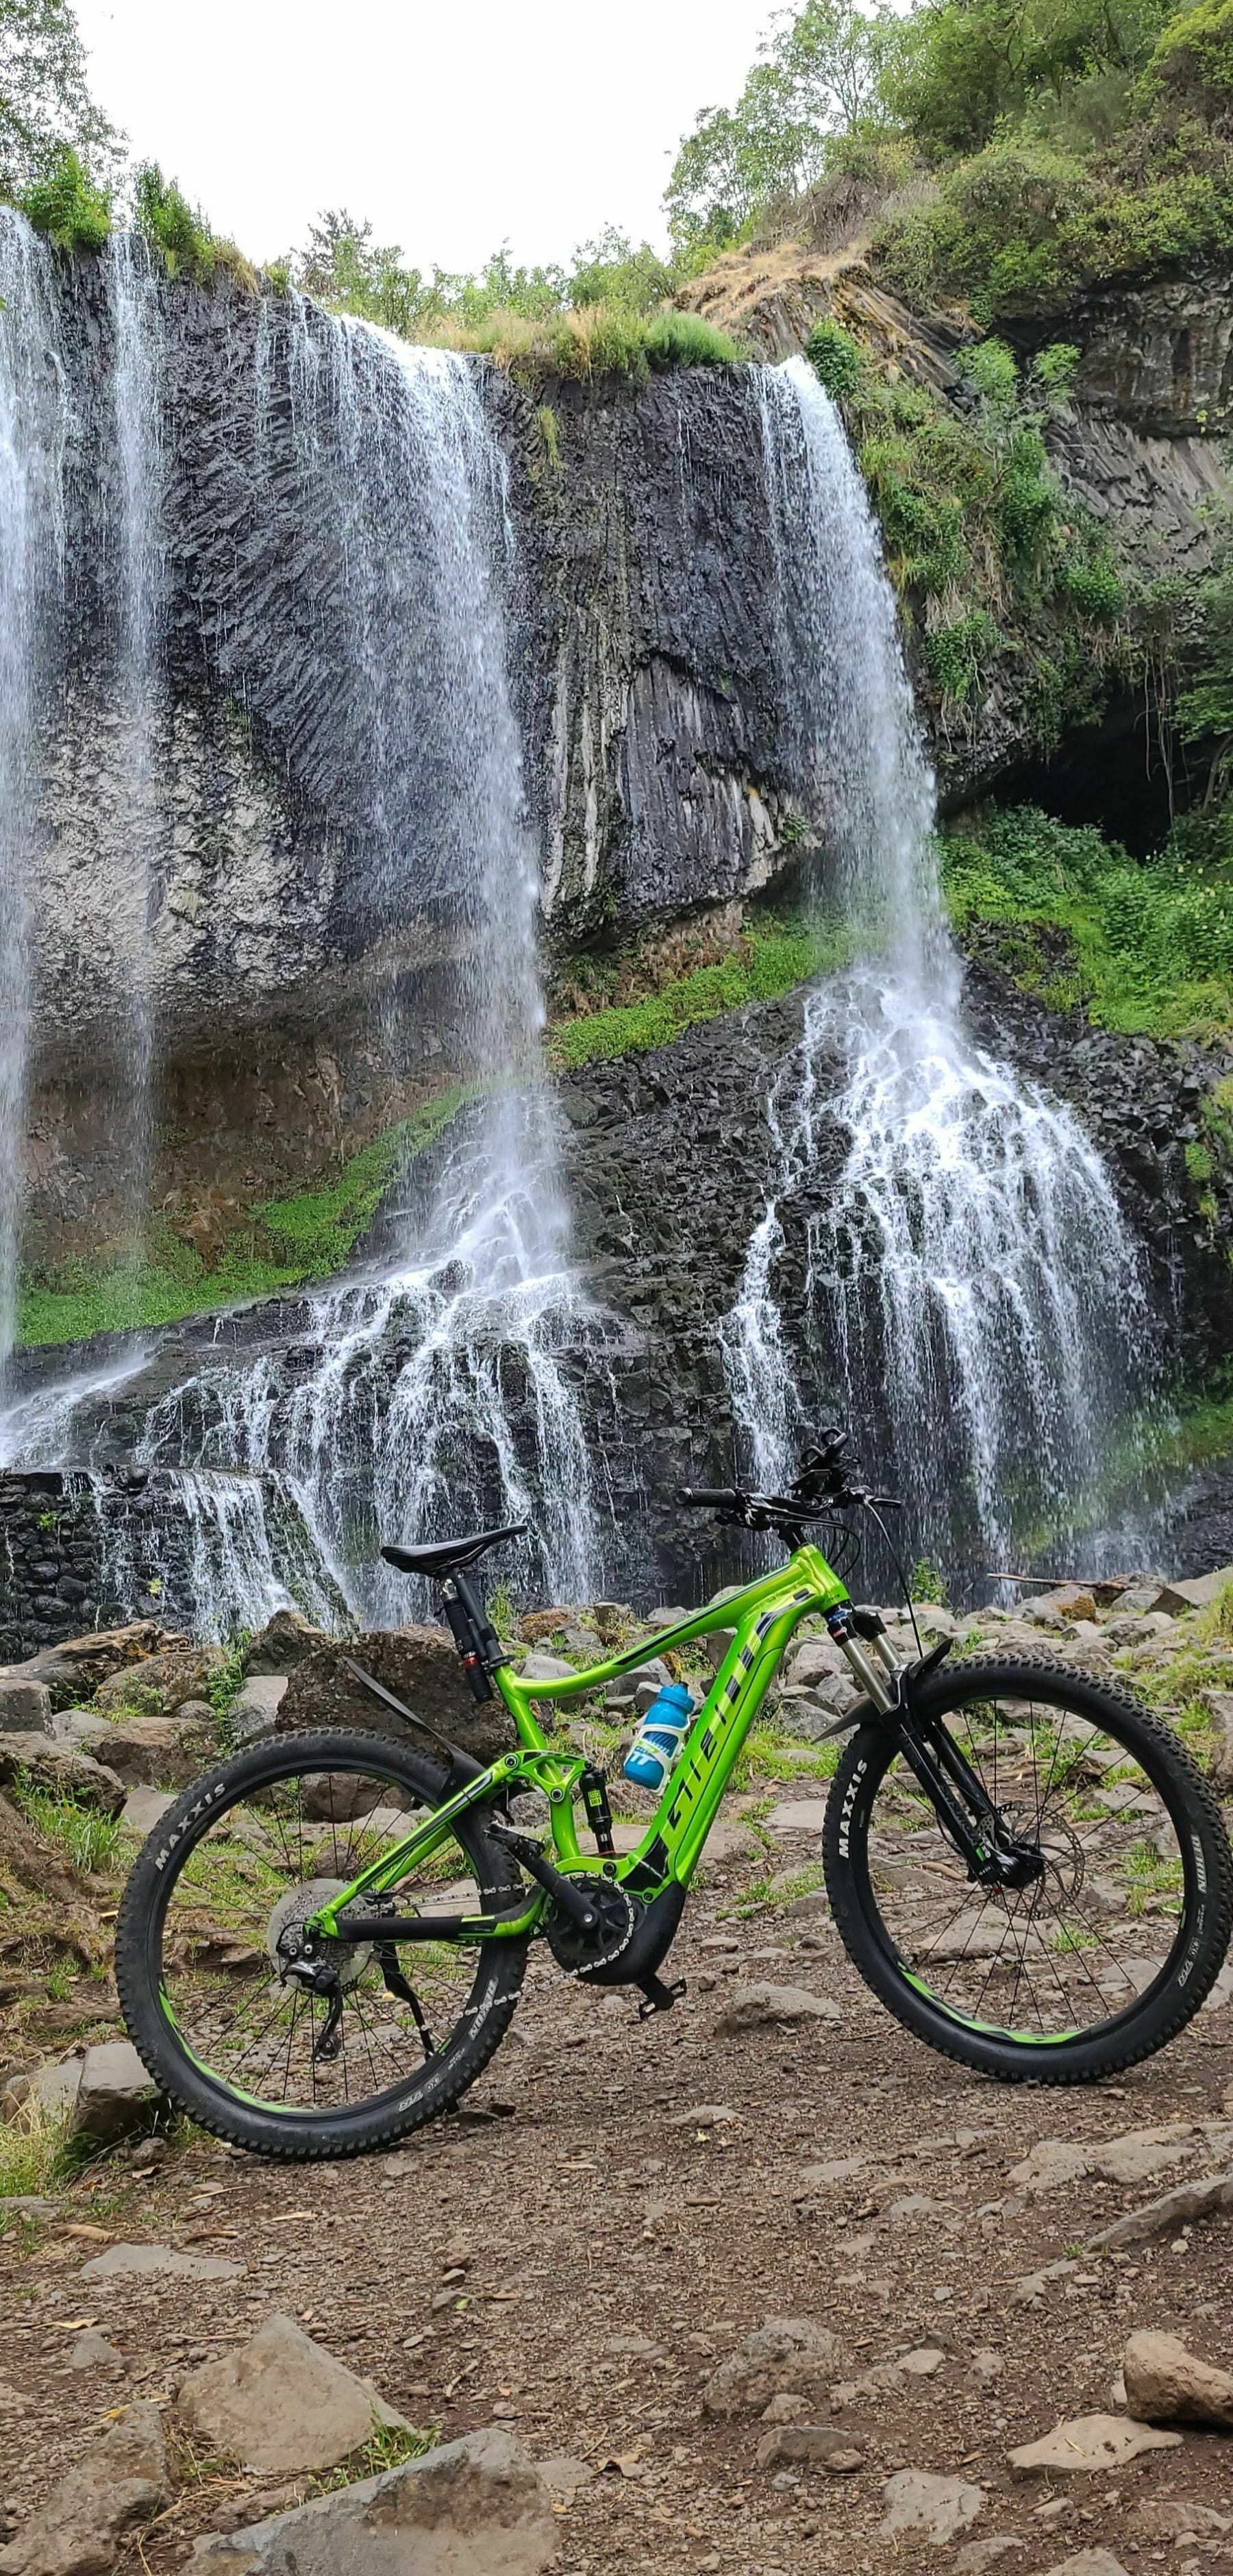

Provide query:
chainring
left=545, top=1875, right=639, bottom=1981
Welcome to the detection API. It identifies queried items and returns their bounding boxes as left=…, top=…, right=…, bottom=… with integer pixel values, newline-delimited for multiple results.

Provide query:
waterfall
left=104, top=232, right=167, bottom=1259
left=8, top=304, right=604, bottom=1627
left=0, top=213, right=72, bottom=1376
left=723, top=357, right=1155, bottom=1576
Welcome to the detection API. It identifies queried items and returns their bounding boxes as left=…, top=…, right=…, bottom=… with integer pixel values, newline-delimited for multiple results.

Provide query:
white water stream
left=723, top=359, right=1154, bottom=1570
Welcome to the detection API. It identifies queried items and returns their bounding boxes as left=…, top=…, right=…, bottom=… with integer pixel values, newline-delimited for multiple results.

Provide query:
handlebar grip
left=676, top=1487, right=740, bottom=1508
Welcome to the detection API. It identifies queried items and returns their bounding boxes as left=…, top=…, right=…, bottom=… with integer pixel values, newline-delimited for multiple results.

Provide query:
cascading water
left=723, top=356, right=1155, bottom=1576
left=57, top=304, right=603, bottom=1626
left=0, top=212, right=72, bottom=1376
left=104, top=232, right=167, bottom=1254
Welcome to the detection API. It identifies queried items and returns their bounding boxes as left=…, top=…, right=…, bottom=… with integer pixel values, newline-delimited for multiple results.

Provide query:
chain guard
left=545, top=1875, right=639, bottom=1981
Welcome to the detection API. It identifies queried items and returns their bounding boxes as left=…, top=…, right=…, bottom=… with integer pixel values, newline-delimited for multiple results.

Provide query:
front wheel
left=115, top=1728, right=530, bottom=2158
left=823, top=1657, right=1233, bottom=2082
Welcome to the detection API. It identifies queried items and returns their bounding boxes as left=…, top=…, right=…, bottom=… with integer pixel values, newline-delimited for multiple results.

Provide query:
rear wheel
left=823, top=1657, right=1233, bottom=2081
left=115, top=1728, right=529, bottom=2157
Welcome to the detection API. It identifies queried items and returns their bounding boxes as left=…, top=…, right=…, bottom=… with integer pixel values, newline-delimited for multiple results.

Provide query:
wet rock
left=277, top=1628, right=512, bottom=1763
left=1007, top=2412, right=1182, bottom=2474
left=880, top=2470, right=984, bottom=2544
left=176, top=2314, right=412, bottom=2475
left=701, top=2316, right=842, bottom=2417
left=756, top=2423, right=863, bottom=2471
left=0, top=1680, right=53, bottom=1736
left=1123, top=2327, right=1233, bottom=2427
left=1087, top=2168, right=1233, bottom=2247
left=69, top=2042, right=166, bottom=2146
left=0, top=2399, right=168, bottom=2575
left=714, top=1983, right=840, bottom=2034
left=95, top=1644, right=223, bottom=1719
left=242, top=1611, right=328, bottom=1676
left=186, top=2425, right=557, bottom=2575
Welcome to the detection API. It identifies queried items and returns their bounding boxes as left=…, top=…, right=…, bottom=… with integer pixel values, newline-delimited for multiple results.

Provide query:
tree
left=0, top=0, right=122, bottom=195
left=880, top=0, right=1178, bottom=161
left=664, top=0, right=897, bottom=251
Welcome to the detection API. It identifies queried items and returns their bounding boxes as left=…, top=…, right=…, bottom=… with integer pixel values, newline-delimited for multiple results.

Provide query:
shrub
left=134, top=162, right=216, bottom=282
left=1148, top=0, right=1233, bottom=116
left=922, top=609, right=1002, bottom=704
left=21, top=145, right=110, bottom=251
left=806, top=314, right=863, bottom=397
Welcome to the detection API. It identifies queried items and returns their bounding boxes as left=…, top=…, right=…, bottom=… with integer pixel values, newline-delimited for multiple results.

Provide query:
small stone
left=1087, top=2168, right=1233, bottom=2249
left=766, top=1798, right=831, bottom=1835
left=760, top=2392, right=808, bottom=2423
left=880, top=2470, right=984, bottom=2544
left=662, top=2103, right=738, bottom=2127
left=1041, top=2555, right=1132, bottom=2576
left=901, top=2346, right=946, bottom=2376
left=1134, top=2501, right=1230, bottom=2538
left=701, top=2316, right=841, bottom=2418
left=0, top=2399, right=168, bottom=2575
left=70, top=2041, right=166, bottom=2146
left=80, top=2241, right=245, bottom=2283
left=714, top=1982, right=840, bottom=2034
left=519, top=1652, right=581, bottom=1688
left=176, top=2313, right=411, bottom=2475
left=756, top=2424, right=863, bottom=2472
left=66, top=2331, right=125, bottom=2373
left=1123, top=2327, right=1233, bottom=2427
left=796, top=2155, right=868, bottom=2191
left=1008, top=2412, right=1182, bottom=2475
left=185, top=2425, right=556, bottom=2574
left=537, top=2455, right=594, bottom=2497
left=956, top=2541, right=1023, bottom=2573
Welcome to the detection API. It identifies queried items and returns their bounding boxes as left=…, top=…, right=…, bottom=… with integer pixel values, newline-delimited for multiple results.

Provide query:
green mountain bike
left=116, top=1433, right=1233, bottom=2159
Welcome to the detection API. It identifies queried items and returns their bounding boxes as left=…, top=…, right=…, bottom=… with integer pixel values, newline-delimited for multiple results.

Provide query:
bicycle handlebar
left=677, top=1487, right=740, bottom=1508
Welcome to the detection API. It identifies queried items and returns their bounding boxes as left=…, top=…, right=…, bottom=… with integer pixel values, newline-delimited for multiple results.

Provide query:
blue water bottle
left=623, top=1681, right=695, bottom=1792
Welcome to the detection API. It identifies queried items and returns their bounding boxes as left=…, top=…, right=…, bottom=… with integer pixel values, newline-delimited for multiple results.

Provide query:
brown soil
left=3, top=1831, right=1233, bottom=2574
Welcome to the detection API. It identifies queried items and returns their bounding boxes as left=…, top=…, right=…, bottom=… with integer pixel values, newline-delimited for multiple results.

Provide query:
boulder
left=176, top=2315, right=412, bottom=2475
left=1199, top=1689, right=1233, bottom=1790
left=69, top=2042, right=166, bottom=2147
left=1154, top=1567, right=1233, bottom=1613
left=785, top=1637, right=849, bottom=1690
left=80, top=2241, right=245, bottom=2283
left=120, top=1787, right=175, bottom=1837
left=95, top=1644, right=223, bottom=1721
left=277, top=1629, right=512, bottom=1765
left=1, top=2055, right=84, bottom=2126
left=0, top=1681, right=53, bottom=1737
left=1088, top=2168, right=1233, bottom=2249
left=704, top=1625, right=738, bottom=1670
left=880, top=2471, right=984, bottom=2544
left=0, top=1624, right=179, bottom=1713
left=1134, top=2501, right=1230, bottom=2538
left=50, top=1711, right=112, bottom=1753
left=0, top=1738, right=125, bottom=1813
left=1008, top=2412, right=1180, bottom=2474
left=0, top=2399, right=168, bottom=2575
left=714, top=1982, right=840, bottom=2034
left=97, top=1705, right=216, bottom=1789
left=1042, top=2557, right=1132, bottom=2576
left=701, top=2316, right=841, bottom=2417
left=1123, top=2328, right=1233, bottom=2428
left=229, top=1676, right=288, bottom=1742
left=519, top=1652, right=582, bottom=1691
left=242, top=1611, right=329, bottom=1676
left=186, top=2426, right=557, bottom=2575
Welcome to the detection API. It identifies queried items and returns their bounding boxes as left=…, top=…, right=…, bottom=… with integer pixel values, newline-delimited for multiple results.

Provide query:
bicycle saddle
left=380, top=1522, right=527, bottom=1578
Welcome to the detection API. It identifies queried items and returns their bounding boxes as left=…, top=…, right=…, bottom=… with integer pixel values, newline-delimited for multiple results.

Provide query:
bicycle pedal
left=637, top=1975, right=687, bottom=2021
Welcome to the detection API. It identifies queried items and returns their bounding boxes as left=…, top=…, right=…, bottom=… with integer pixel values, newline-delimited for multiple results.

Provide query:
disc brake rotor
left=266, top=1879, right=373, bottom=1990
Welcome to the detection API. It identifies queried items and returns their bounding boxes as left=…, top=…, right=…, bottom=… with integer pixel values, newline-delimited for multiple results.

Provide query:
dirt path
left=5, top=1837, right=1233, bottom=2573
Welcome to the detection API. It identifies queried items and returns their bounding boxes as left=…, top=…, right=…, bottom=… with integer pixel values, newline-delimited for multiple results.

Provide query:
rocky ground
left=3, top=1578, right=1233, bottom=2572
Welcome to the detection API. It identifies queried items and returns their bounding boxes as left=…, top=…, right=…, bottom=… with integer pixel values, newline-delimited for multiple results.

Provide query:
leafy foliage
left=134, top=162, right=216, bottom=282
left=20, top=138, right=108, bottom=247
left=664, top=0, right=900, bottom=253
left=943, top=803, right=1233, bottom=1038
left=549, top=918, right=847, bottom=1069
left=0, top=0, right=122, bottom=195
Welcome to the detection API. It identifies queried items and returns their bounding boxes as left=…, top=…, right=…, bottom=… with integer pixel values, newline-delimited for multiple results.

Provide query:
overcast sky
left=73, top=0, right=775, bottom=273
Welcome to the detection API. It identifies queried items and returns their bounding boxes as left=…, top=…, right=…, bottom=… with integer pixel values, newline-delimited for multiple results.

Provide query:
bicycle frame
left=308, top=1543, right=880, bottom=1948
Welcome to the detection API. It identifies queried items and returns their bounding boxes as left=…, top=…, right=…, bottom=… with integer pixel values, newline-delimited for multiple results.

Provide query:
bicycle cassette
left=545, top=1875, right=639, bottom=1980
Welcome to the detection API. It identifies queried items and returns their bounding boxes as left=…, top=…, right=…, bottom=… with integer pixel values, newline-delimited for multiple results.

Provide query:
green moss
left=21, top=148, right=111, bottom=252
left=18, top=1088, right=473, bottom=1349
left=548, top=920, right=847, bottom=1069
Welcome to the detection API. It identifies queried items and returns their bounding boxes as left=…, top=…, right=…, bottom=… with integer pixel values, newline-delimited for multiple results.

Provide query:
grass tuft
left=11, top=1776, right=123, bottom=1877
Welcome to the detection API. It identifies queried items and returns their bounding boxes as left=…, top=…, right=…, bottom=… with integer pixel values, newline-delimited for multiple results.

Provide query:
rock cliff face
left=17, top=241, right=1230, bottom=1254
